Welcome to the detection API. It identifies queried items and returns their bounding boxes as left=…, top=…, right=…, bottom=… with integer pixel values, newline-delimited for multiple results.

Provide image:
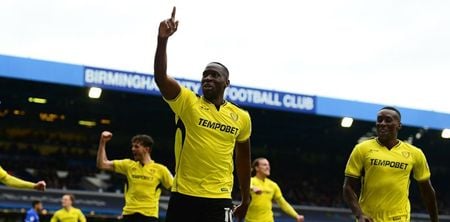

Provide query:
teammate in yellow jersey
left=154, top=7, right=252, bottom=222
left=96, top=131, right=173, bottom=222
left=0, top=165, right=46, bottom=191
left=50, top=194, right=86, bottom=222
left=246, top=158, right=304, bottom=222
left=343, top=106, right=438, bottom=222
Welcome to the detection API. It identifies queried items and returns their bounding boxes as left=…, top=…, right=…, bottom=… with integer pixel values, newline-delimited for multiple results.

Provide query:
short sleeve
left=413, top=148, right=431, bottom=182
left=160, top=166, right=174, bottom=189
left=164, top=86, right=197, bottom=118
left=236, top=111, right=252, bottom=142
left=344, top=145, right=364, bottom=178
left=113, top=159, right=131, bottom=175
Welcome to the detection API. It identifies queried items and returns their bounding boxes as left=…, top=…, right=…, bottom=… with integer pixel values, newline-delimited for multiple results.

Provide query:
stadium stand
left=1, top=76, right=449, bottom=221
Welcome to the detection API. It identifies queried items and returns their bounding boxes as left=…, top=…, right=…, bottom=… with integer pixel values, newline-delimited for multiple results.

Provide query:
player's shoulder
left=266, top=178, right=278, bottom=186
left=152, top=162, right=169, bottom=170
left=181, top=86, right=201, bottom=98
left=400, top=141, right=425, bottom=154
left=116, top=158, right=136, bottom=165
left=226, top=101, right=247, bottom=112
left=355, top=138, right=378, bottom=150
left=226, top=101, right=251, bottom=119
left=167, top=86, right=200, bottom=103
left=250, top=176, right=259, bottom=183
left=54, top=208, right=64, bottom=215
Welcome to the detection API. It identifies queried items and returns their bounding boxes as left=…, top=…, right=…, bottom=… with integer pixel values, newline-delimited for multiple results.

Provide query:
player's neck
left=256, top=174, right=266, bottom=181
left=140, top=155, right=152, bottom=165
left=377, top=137, right=399, bottom=150
left=64, top=206, right=72, bottom=211
left=204, top=96, right=226, bottom=109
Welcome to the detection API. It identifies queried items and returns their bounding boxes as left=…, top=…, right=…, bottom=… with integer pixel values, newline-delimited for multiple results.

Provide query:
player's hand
left=296, top=214, right=305, bottom=222
left=33, top=181, right=46, bottom=191
left=159, top=7, right=179, bottom=38
left=252, top=187, right=262, bottom=194
left=233, top=199, right=250, bottom=222
left=101, top=131, right=113, bottom=142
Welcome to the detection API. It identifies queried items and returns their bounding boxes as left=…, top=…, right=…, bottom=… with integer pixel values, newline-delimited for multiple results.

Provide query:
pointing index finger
left=171, top=6, right=176, bottom=20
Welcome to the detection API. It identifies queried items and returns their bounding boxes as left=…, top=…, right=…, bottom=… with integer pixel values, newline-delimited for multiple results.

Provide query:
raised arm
left=96, top=131, right=115, bottom=171
left=154, top=6, right=181, bottom=100
left=343, top=176, right=373, bottom=222
left=233, top=139, right=251, bottom=221
left=418, top=179, right=439, bottom=222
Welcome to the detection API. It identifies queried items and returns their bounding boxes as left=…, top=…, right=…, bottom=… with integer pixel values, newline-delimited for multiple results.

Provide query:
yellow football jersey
left=113, top=159, right=173, bottom=217
left=245, top=177, right=298, bottom=222
left=50, top=207, right=86, bottom=222
left=345, top=138, right=431, bottom=220
left=165, top=86, right=252, bottom=198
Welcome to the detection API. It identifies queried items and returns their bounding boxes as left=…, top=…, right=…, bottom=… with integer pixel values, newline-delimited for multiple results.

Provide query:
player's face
left=61, top=195, right=72, bottom=208
left=201, top=64, right=229, bottom=101
left=131, top=142, right=148, bottom=161
left=257, top=159, right=271, bottom=177
left=376, top=109, right=401, bottom=141
left=35, top=203, right=43, bottom=211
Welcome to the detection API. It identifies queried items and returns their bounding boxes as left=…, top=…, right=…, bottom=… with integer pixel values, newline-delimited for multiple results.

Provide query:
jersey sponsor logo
left=198, top=118, right=239, bottom=135
left=131, top=174, right=151, bottom=180
left=370, top=159, right=408, bottom=170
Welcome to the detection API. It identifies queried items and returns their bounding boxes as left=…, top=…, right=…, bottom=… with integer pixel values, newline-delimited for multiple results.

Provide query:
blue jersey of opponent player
left=25, top=208, right=39, bottom=222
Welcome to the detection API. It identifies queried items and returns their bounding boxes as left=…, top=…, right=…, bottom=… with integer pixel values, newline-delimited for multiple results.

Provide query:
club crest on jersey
left=230, top=112, right=238, bottom=121
left=401, top=151, right=410, bottom=158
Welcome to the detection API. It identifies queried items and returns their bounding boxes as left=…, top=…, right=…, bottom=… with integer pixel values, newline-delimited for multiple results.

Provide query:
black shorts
left=122, top=213, right=158, bottom=222
left=165, top=192, right=234, bottom=222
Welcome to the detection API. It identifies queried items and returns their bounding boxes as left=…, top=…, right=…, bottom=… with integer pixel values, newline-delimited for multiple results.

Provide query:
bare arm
left=343, top=176, right=372, bottom=222
left=418, top=179, right=439, bottom=222
left=233, top=139, right=251, bottom=221
left=154, top=6, right=181, bottom=100
left=96, top=131, right=114, bottom=171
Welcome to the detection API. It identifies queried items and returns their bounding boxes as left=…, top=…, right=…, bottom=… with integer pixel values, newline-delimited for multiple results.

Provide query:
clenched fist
left=101, top=131, right=113, bottom=142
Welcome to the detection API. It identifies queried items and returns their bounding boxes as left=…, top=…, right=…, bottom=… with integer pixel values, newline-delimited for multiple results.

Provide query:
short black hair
left=32, top=200, right=41, bottom=207
left=131, top=134, right=154, bottom=148
left=209, top=62, right=229, bottom=78
left=380, top=106, right=401, bottom=121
